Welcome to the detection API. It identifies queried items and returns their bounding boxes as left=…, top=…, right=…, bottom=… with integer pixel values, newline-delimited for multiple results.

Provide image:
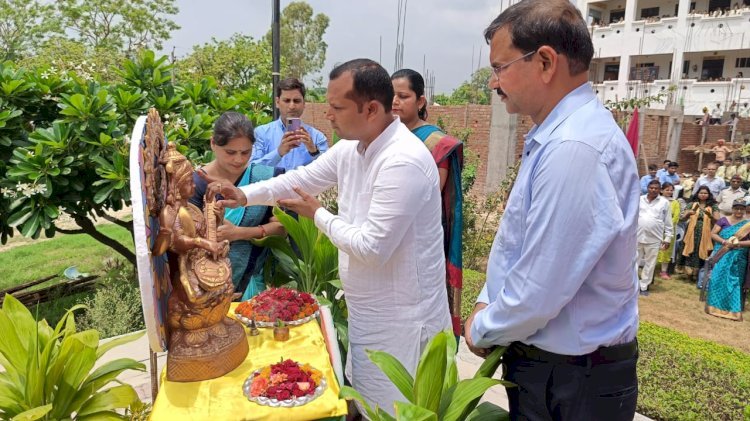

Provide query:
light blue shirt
left=640, top=174, right=657, bottom=194
left=471, top=83, right=640, bottom=355
left=251, top=118, right=329, bottom=170
left=658, top=172, right=680, bottom=186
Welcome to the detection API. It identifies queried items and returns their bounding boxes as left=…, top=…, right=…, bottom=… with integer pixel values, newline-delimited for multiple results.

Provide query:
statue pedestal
left=166, top=316, right=249, bottom=382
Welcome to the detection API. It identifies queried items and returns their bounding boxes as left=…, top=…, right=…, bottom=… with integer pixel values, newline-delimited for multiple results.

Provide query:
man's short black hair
left=277, top=77, right=306, bottom=98
left=329, top=58, right=393, bottom=113
left=648, top=164, right=658, bottom=171
left=668, top=161, right=679, bottom=168
left=647, top=179, right=661, bottom=188
left=663, top=159, right=671, bottom=164
left=483, top=0, right=593, bottom=75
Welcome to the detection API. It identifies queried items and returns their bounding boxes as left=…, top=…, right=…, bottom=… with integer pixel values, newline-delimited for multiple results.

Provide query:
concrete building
left=578, top=0, right=750, bottom=117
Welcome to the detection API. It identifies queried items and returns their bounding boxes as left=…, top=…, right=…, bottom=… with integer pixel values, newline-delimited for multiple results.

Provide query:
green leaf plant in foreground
left=340, top=330, right=512, bottom=420
left=0, top=294, right=145, bottom=420
left=252, top=206, right=348, bottom=359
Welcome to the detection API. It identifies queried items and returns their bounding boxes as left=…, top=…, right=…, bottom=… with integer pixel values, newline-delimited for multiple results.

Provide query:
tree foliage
left=266, top=1, right=330, bottom=80
left=0, top=0, right=60, bottom=61
left=0, top=51, right=273, bottom=264
left=434, top=67, right=493, bottom=105
left=56, top=0, right=180, bottom=53
left=176, top=34, right=277, bottom=94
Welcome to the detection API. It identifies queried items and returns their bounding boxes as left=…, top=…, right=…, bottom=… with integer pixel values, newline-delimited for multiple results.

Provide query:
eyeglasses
left=491, top=50, right=536, bottom=80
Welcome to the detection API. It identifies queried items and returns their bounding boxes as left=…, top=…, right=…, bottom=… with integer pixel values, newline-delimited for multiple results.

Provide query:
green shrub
left=459, top=270, right=750, bottom=420
left=0, top=294, right=145, bottom=420
left=638, top=321, right=750, bottom=420
left=77, top=261, right=145, bottom=338
left=460, top=269, right=485, bottom=322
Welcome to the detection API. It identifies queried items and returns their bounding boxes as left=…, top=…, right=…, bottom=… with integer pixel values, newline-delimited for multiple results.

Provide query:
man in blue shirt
left=655, top=159, right=670, bottom=179
left=659, top=161, right=681, bottom=186
left=641, top=163, right=659, bottom=194
left=465, top=1, right=639, bottom=419
left=251, top=78, right=329, bottom=170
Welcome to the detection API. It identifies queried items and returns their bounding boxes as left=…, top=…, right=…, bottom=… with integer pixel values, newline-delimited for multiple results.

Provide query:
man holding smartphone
left=251, top=77, right=329, bottom=170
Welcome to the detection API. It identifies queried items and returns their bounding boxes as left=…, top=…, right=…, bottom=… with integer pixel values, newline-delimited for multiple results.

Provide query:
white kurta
left=240, top=117, right=451, bottom=412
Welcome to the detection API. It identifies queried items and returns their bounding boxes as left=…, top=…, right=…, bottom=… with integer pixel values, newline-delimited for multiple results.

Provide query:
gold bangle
left=194, top=237, right=201, bottom=247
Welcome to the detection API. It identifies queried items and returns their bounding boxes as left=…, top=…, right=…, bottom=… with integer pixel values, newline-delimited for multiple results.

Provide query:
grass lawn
left=0, top=223, right=133, bottom=291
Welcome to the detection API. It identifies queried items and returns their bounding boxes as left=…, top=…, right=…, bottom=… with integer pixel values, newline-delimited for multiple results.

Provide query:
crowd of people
left=638, top=156, right=750, bottom=321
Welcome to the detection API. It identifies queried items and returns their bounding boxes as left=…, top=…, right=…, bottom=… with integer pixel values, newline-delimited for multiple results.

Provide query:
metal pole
left=272, top=0, right=281, bottom=120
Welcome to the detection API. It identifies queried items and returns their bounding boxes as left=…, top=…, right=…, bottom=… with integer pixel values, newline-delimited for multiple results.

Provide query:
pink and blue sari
left=413, top=124, right=464, bottom=336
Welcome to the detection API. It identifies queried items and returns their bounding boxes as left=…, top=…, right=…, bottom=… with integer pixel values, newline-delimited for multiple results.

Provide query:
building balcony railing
left=592, top=78, right=750, bottom=115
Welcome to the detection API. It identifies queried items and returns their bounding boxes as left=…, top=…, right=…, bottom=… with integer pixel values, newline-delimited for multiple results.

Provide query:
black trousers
left=503, top=341, right=638, bottom=421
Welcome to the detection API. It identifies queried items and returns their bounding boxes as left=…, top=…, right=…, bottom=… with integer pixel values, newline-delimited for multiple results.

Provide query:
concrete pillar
left=485, top=93, right=518, bottom=193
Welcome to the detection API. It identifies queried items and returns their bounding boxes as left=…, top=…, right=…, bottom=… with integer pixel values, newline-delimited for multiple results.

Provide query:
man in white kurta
left=207, top=59, right=451, bottom=413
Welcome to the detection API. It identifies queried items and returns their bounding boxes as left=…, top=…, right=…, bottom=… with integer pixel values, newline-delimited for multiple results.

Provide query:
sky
left=166, top=0, right=506, bottom=94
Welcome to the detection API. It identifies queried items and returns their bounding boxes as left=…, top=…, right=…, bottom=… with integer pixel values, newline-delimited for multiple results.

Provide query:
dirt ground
left=639, top=273, right=750, bottom=353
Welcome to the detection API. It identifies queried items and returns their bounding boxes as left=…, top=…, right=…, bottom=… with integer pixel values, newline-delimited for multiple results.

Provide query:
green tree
left=18, top=37, right=126, bottom=84
left=0, top=51, right=273, bottom=263
left=56, top=0, right=180, bottom=53
left=266, top=1, right=329, bottom=80
left=434, top=67, right=493, bottom=105
left=175, top=34, right=277, bottom=93
left=0, top=0, right=61, bottom=61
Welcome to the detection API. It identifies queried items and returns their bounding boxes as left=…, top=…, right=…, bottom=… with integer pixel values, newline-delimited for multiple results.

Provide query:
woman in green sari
left=190, top=112, right=285, bottom=300
left=705, top=199, right=750, bottom=321
left=391, top=69, right=464, bottom=338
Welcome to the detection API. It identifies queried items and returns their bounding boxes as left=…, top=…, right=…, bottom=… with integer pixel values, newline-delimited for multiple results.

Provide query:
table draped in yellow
left=150, top=304, right=348, bottom=420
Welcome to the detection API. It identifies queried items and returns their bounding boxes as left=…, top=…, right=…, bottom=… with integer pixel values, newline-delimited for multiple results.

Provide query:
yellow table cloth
left=150, top=304, right=348, bottom=420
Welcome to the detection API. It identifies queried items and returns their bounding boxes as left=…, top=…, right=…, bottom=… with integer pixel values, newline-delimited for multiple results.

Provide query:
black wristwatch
left=310, top=148, right=320, bottom=157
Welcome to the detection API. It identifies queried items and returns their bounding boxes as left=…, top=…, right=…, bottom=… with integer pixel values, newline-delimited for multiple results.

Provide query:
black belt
left=507, top=339, right=638, bottom=368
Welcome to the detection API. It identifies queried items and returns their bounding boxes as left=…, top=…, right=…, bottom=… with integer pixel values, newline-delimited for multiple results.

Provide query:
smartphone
left=286, top=117, right=302, bottom=132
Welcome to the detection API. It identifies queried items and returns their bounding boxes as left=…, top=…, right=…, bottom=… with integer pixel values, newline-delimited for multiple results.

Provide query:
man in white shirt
left=638, top=180, right=673, bottom=295
left=717, top=175, right=746, bottom=215
left=206, top=59, right=451, bottom=414
left=711, top=103, right=723, bottom=124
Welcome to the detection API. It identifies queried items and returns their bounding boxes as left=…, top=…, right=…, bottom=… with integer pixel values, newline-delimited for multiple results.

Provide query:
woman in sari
left=706, top=199, right=750, bottom=320
left=190, top=112, right=285, bottom=300
left=680, top=185, right=719, bottom=282
left=657, top=182, right=681, bottom=279
left=391, top=69, right=464, bottom=338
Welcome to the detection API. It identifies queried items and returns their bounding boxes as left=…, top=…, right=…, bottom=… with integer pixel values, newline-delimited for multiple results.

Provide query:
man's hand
left=278, top=131, right=301, bottom=157
left=660, top=241, right=669, bottom=250
left=199, top=170, right=247, bottom=210
left=464, top=302, right=491, bottom=358
left=297, top=127, right=318, bottom=154
left=277, top=186, right=322, bottom=219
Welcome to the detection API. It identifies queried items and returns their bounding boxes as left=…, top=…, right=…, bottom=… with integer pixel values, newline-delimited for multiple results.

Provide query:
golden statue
left=152, top=137, right=248, bottom=382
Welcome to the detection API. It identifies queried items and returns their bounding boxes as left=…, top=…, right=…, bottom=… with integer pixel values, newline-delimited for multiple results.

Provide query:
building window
left=736, top=57, right=750, bottom=68
left=604, top=64, right=620, bottom=81
left=610, top=10, right=625, bottom=23
left=640, top=7, right=660, bottom=19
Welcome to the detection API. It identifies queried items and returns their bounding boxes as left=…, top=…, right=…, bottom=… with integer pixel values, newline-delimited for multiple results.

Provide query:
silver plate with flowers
left=242, top=371, right=327, bottom=407
left=236, top=309, right=320, bottom=328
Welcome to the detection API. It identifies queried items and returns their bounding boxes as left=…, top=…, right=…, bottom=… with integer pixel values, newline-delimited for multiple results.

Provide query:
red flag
left=626, top=107, right=639, bottom=156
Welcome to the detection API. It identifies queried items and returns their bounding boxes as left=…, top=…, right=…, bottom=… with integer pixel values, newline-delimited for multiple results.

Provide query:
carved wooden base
left=166, top=317, right=249, bottom=382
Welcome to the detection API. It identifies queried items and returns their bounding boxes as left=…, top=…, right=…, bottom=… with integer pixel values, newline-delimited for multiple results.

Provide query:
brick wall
left=302, top=103, right=493, bottom=192
left=301, top=103, right=750, bottom=193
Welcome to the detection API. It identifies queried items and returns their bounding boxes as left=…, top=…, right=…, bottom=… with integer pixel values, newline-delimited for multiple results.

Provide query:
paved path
left=107, top=332, right=651, bottom=420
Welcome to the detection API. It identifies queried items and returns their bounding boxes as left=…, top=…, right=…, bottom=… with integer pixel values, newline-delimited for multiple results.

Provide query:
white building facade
left=578, top=0, right=750, bottom=116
